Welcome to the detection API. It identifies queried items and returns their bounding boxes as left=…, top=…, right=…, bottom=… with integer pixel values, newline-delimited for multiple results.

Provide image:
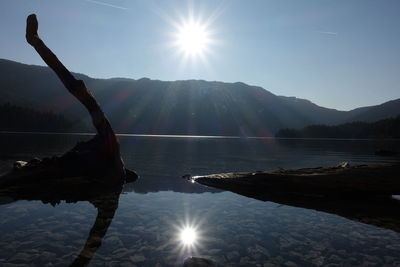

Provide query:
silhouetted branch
left=25, top=14, right=126, bottom=184
left=26, top=14, right=117, bottom=146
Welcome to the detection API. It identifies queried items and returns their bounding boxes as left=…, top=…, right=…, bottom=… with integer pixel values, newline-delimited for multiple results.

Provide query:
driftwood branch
left=0, top=14, right=141, bottom=267
left=26, top=14, right=113, bottom=139
left=24, top=14, right=126, bottom=184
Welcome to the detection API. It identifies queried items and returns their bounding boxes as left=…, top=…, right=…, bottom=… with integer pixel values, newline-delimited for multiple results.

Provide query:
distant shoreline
left=1, top=131, right=399, bottom=141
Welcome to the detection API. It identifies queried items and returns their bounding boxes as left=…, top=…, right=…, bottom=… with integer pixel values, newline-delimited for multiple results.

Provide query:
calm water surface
left=0, top=133, right=400, bottom=266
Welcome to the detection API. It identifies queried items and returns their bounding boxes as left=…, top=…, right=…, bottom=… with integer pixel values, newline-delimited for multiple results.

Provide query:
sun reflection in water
left=180, top=226, right=197, bottom=246
left=170, top=220, right=204, bottom=263
left=168, top=211, right=209, bottom=263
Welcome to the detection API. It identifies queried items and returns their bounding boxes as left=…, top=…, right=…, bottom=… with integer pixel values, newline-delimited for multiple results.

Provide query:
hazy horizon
left=1, top=0, right=400, bottom=110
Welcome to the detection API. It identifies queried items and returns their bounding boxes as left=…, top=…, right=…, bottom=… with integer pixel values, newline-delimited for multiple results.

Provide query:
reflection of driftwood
left=193, top=163, right=400, bottom=196
left=0, top=14, right=136, bottom=187
left=210, top=188, right=400, bottom=233
left=0, top=179, right=128, bottom=266
left=191, top=163, right=400, bottom=233
left=71, top=191, right=120, bottom=267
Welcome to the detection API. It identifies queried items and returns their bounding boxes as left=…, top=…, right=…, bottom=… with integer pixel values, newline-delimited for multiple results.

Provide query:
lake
left=1, top=133, right=400, bottom=266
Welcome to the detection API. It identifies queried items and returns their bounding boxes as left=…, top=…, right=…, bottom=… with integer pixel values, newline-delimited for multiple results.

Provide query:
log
left=191, top=163, right=400, bottom=196
left=0, top=14, right=137, bottom=187
left=190, top=163, right=400, bottom=233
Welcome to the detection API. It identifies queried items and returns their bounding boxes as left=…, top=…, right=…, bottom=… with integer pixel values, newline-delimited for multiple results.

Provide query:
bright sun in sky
left=176, top=21, right=210, bottom=56
left=171, top=16, right=215, bottom=61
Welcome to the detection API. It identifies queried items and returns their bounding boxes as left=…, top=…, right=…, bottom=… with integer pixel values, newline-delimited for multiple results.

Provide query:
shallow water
left=1, top=133, right=400, bottom=266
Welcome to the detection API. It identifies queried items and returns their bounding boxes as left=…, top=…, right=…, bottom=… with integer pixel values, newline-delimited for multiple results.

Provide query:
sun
left=176, top=21, right=210, bottom=56
left=170, top=17, right=215, bottom=60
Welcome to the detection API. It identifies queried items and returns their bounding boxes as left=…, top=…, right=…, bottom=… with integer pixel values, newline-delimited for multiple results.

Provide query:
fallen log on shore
left=189, top=163, right=400, bottom=233
left=191, top=163, right=400, bottom=196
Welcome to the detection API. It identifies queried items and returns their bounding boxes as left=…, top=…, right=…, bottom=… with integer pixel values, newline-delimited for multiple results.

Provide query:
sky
left=0, top=0, right=399, bottom=111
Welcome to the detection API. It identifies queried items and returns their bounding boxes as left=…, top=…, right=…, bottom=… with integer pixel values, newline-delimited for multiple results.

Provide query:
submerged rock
left=183, top=256, right=215, bottom=267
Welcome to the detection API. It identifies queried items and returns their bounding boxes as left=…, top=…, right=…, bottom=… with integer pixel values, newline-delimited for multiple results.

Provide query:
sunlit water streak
left=3, top=131, right=400, bottom=141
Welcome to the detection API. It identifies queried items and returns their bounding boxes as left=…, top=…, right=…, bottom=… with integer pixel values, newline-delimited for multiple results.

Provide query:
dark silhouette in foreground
left=0, top=14, right=137, bottom=188
left=189, top=163, right=400, bottom=233
left=0, top=14, right=140, bottom=267
left=192, top=163, right=400, bottom=196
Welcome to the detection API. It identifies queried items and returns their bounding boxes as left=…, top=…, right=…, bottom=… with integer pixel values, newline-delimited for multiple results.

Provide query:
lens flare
left=180, top=226, right=197, bottom=246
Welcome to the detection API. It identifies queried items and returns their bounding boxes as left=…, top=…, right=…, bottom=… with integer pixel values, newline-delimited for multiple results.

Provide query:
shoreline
left=1, top=131, right=400, bottom=141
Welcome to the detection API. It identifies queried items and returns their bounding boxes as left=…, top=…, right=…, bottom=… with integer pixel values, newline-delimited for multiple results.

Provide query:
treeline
left=0, top=103, right=77, bottom=132
left=276, top=115, right=400, bottom=139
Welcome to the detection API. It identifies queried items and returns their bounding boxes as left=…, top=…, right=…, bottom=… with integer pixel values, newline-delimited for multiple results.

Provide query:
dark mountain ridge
left=276, top=115, right=400, bottom=139
left=1, top=58, right=399, bottom=136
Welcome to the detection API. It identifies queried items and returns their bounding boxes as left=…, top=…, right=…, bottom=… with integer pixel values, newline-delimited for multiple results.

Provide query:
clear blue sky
left=1, top=0, right=399, bottom=110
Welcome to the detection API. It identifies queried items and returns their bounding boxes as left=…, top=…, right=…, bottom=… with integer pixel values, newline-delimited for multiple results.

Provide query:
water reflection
left=123, top=172, right=400, bottom=235
left=169, top=217, right=206, bottom=264
left=0, top=178, right=130, bottom=266
left=70, top=191, right=120, bottom=266
left=180, top=227, right=197, bottom=246
left=1, top=134, right=400, bottom=265
left=189, top=178, right=400, bottom=234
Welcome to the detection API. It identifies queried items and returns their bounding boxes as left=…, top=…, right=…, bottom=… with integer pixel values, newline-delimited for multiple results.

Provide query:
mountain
left=276, top=115, right=400, bottom=139
left=344, top=99, right=400, bottom=123
left=1, top=58, right=399, bottom=136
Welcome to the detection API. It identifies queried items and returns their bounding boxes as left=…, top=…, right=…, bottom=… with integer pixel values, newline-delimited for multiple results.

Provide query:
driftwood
left=192, top=163, right=400, bottom=196
left=0, top=14, right=141, bottom=266
left=0, top=14, right=137, bottom=188
left=0, top=14, right=142, bottom=267
left=190, top=163, right=400, bottom=233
